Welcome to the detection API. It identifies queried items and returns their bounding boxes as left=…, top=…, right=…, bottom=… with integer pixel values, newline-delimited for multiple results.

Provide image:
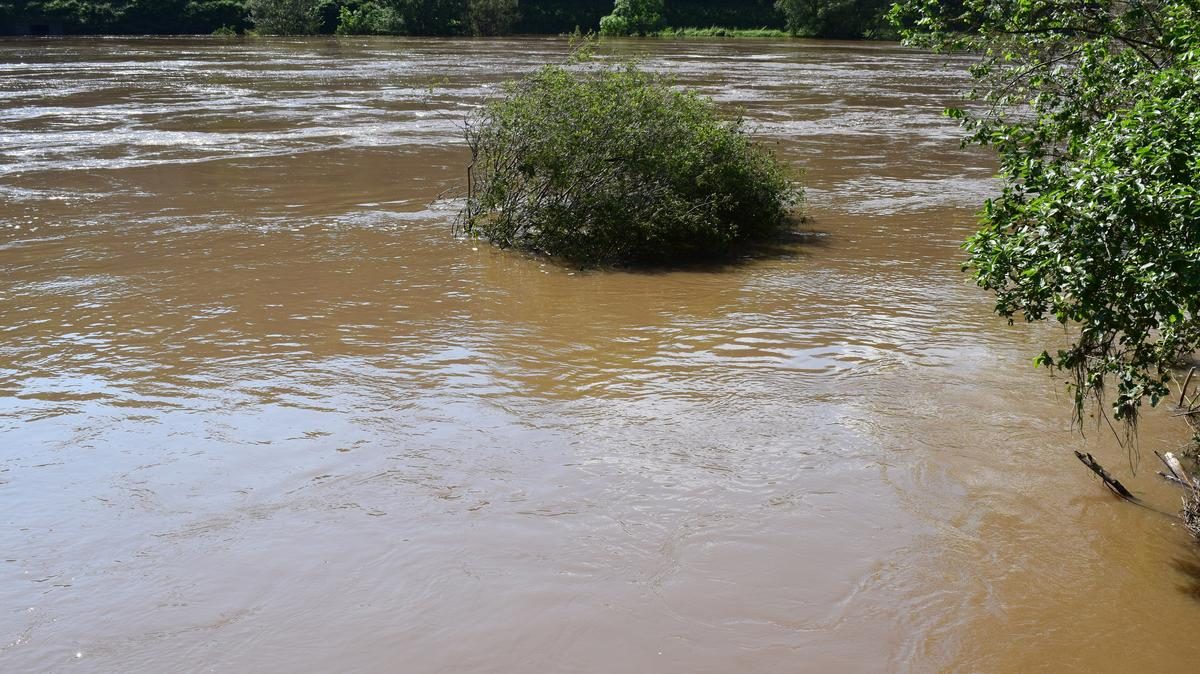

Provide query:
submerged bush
left=461, top=59, right=800, bottom=266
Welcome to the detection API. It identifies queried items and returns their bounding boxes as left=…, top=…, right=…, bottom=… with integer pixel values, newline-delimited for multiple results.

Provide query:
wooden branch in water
left=1155, top=450, right=1191, bottom=484
left=1178, top=367, right=1196, bottom=408
left=1074, top=451, right=1136, bottom=500
left=1157, top=471, right=1198, bottom=491
left=467, top=161, right=475, bottom=216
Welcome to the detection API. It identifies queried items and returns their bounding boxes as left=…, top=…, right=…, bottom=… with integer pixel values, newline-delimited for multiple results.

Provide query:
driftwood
left=1145, top=450, right=1200, bottom=539
left=1075, top=448, right=1200, bottom=539
left=1174, top=367, right=1200, bottom=435
left=1074, top=451, right=1136, bottom=500
left=1158, top=471, right=1195, bottom=489
left=1155, top=450, right=1200, bottom=495
left=1156, top=450, right=1193, bottom=484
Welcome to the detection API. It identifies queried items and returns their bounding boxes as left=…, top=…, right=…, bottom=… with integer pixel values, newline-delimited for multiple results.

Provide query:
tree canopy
left=893, top=0, right=1200, bottom=429
left=599, top=0, right=664, bottom=36
left=0, top=0, right=890, bottom=37
left=1, top=0, right=248, bottom=33
left=775, top=0, right=892, bottom=38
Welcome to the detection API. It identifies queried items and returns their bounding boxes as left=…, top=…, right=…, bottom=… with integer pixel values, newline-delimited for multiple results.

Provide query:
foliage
left=390, top=0, right=467, bottom=34
left=461, top=57, right=800, bottom=265
left=599, top=0, right=664, bottom=36
left=24, top=0, right=119, bottom=30
left=892, top=0, right=1200, bottom=429
left=11, top=0, right=249, bottom=33
left=775, top=0, right=891, bottom=39
left=665, top=26, right=788, bottom=38
left=467, top=0, right=517, bottom=36
left=512, top=0, right=610, bottom=34
left=1, top=0, right=890, bottom=37
left=247, top=0, right=323, bottom=34
left=662, top=0, right=782, bottom=31
left=335, top=0, right=402, bottom=34
left=182, top=0, right=251, bottom=33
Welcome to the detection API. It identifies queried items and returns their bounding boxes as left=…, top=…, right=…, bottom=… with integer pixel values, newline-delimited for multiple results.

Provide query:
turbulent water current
left=2, top=36, right=1200, bottom=673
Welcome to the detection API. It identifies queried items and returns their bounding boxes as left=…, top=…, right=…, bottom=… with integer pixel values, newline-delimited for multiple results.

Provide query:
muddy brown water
left=2, top=36, right=1200, bottom=673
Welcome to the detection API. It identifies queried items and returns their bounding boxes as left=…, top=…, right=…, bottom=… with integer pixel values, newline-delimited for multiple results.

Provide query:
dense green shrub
left=467, top=0, right=517, bottom=35
left=461, top=59, right=801, bottom=265
left=775, top=0, right=892, bottom=39
left=10, top=0, right=249, bottom=33
left=0, top=0, right=871, bottom=37
left=247, top=0, right=323, bottom=34
left=187, top=1, right=251, bottom=34
left=663, top=0, right=782, bottom=31
left=335, top=1, right=402, bottom=34
left=668, top=27, right=789, bottom=37
left=392, top=0, right=468, bottom=34
left=513, top=0, right=610, bottom=33
left=598, top=0, right=664, bottom=36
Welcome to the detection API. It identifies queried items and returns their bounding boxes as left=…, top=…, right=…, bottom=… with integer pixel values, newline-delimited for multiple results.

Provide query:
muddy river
left=2, top=36, right=1199, bottom=672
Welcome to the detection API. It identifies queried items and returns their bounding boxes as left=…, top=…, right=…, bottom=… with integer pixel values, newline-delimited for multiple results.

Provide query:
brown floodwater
left=2, top=35, right=1199, bottom=673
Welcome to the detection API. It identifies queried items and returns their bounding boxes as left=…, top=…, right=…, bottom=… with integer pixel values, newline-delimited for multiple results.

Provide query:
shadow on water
left=489, top=226, right=833, bottom=275
left=1171, top=550, right=1200, bottom=600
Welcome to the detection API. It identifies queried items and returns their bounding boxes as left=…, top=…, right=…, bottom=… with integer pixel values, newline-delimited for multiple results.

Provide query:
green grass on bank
left=660, top=26, right=791, bottom=38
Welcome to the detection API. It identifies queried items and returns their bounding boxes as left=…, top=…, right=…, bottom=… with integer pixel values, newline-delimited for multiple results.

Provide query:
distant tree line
left=0, top=0, right=890, bottom=37
left=0, top=0, right=248, bottom=34
left=774, top=0, right=891, bottom=38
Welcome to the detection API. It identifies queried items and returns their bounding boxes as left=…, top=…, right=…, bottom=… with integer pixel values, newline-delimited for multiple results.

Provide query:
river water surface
left=3, top=36, right=1200, bottom=673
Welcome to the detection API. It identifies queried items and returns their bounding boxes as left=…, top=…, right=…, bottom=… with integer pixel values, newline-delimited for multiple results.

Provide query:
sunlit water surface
left=2, top=36, right=1199, bottom=673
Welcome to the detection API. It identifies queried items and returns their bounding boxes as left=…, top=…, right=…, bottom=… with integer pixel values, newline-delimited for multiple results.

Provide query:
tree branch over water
left=894, top=1, right=1200, bottom=445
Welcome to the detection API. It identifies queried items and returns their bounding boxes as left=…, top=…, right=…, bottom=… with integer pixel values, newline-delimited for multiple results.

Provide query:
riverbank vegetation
left=894, top=0, right=1200, bottom=522
left=459, top=54, right=800, bottom=266
left=0, top=0, right=891, bottom=38
left=775, top=0, right=891, bottom=39
left=598, top=0, right=663, bottom=36
left=663, top=26, right=789, bottom=38
left=596, top=0, right=889, bottom=38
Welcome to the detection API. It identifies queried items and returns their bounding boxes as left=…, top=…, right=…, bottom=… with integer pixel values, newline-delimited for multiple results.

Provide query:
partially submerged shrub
left=461, top=60, right=801, bottom=266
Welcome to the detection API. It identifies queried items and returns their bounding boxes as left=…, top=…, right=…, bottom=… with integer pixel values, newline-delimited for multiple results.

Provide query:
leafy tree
left=335, top=1, right=403, bottom=33
left=892, top=1, right=1200, bottom=430
left=775, top=0, right=890, bottom=38
left=22, top=0, right=122, bottom=31
left=661, top=0, right=781, bottom=30
left=183, top=0, right=249, bottom=33
left=598, top=0, right=664, bottom=36
left=461, top=54, right=801, bottom=265
left=10, top=0, right=248, bottom=33
left=393, top=0, right=468, bottom=34
left=247, top=0, right=323, bottom=34
left=467, top=0, right=517, bottom=35
left=513, top=0, right=609, bottom=33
